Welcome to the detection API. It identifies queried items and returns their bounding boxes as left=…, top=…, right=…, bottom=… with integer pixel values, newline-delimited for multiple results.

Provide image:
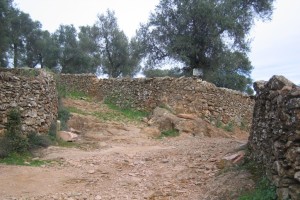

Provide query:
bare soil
left=0, top=99, right=255, bottom=200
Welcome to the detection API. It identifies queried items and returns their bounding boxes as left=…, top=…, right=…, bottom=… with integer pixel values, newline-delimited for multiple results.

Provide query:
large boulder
left=57, top=131, right=78, bottom=142
left=147, top=107, right=232, bottom=138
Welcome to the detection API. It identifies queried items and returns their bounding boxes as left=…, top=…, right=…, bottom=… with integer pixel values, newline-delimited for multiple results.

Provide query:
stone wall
left=249, top=75, right=300, bottom=200
left=59, top=74, right=254, bottom=128
left=0, top=68, right=58, bottom=134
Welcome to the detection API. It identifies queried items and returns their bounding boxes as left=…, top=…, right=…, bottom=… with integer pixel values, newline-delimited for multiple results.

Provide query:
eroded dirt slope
left=0, top=99, right=254, bottom=200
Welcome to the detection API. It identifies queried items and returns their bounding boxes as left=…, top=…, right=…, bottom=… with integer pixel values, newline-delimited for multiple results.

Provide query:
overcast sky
left=14, top=0, right=300, bottom=84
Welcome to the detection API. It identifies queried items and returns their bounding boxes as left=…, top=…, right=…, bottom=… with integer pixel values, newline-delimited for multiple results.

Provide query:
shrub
left=238, top=159, right=277, bottom=200
left=27, top=132, right=51, bottom=150
left=2, top=108, right=29, bottom=154
left=48, top=121, right=57, bottom=140
left=0, top=137, right=10, bottom=158
left=58, top=106, right=70, bottom=130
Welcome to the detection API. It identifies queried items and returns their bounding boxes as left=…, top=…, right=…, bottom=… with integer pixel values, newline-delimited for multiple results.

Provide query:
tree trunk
left=13, top=43, right=18, bottom=67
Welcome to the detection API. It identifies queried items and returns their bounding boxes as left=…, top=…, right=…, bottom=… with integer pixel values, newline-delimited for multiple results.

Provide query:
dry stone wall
left=249, top=75, right=300, bottom=200
left=60, top=74, right=254, bottom=128
left=0, top=68, right=58, bottom=134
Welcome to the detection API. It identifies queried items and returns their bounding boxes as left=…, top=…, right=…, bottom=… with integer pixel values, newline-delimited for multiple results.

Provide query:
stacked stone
left=60, top=74, right=254, bottom=129
left=0, top=69, right=58, bottom=134
left=249, top=75, right=300, bottom=199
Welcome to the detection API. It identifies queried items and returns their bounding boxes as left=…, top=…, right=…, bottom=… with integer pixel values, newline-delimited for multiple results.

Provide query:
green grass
left=215, top=118, right=235, bottom=132
left=0, top=152, right=50, bottom=166
left=66, top=90, right=92, bottom=101
left=67, top=106, right=88, bottom=115
left=223, top=121, right=234, bottom=132
left=55, top=138, right=79, bottom=148
left=67, top=103, right=148, bottom=123
left=237, top=159, right=277, bottom=200
left=105, top=100, right=148, bottom=121
left=238, top=177, right=276, bottom=200
left=19, top=68, right=40, bottom=77
left=159, top=129, right=180, bottom=139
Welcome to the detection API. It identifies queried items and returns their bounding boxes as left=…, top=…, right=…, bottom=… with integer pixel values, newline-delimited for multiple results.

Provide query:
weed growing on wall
left=19, top=68, right=40, bottom=77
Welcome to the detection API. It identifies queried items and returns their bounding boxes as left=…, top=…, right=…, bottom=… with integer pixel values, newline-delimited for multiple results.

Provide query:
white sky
left=14, top=0, right=300, bottom=84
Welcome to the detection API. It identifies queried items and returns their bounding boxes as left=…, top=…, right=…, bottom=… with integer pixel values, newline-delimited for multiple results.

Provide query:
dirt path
left=0, top=99, right=254, bottom=200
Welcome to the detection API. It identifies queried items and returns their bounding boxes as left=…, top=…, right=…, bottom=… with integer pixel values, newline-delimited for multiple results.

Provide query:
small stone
left=95, top=195, right=102, bottom=200
left=161, top=159, right=169, bottom=163
left=294, top=171, right=300, bottom=182
left=99, top=142, right=108, bottom=147
left=88, top=170, right=95, bottom=174
left=128, top=173, right=136, bottom=177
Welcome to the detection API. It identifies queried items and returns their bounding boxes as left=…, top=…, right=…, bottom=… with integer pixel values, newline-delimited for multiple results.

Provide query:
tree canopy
left=0, top=2, right=141, bottom=77
left=137, top=0, right=275, bottom=93
left=0, top=0, right=276, bottom=92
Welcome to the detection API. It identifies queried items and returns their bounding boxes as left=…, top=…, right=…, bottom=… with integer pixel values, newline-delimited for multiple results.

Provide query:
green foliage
left=58, top=106, right=70, bottom=130
left=104, top=92, right=135, bottom=110
left=53, top=24, right=99, bottom=74
left=238, top=159, right=277, bottom=200
left=66, top=90, right=91, bottom=101
left=67, top=106, right=88, bottom=115
left=48, top=121, right=57, bottom=140
left=27, top=132, right=51, bottom=150
left=19, top=68, right=40, bottom=77
left=240, top=120, right=248, bottom=131
left=104, top=97, right=149, bottom=121
left=93, top=94, right=149, bottom=122
left=0, top=137, right=11, bottom=158
left=238, top=178, right=276, bottom=200
left=159, top=129, right=180, bottom=139
left=216, top=117, right=223, bottom=128
left=223, top=122, right=234, bottom=132
left=56, top=83, right=67, bottom=99
left=2, top=108, right=29, bottom=155
left=56, top=81, right=71, bottom=130
left=215, top=116, right=234, bottom=132
left=0, top=108, right=51, bottom=166
left=96, top=10, right=142, bottom=78
left=137, top=0, right=275, bottom=93
left=0, top=152, right=49, bottom=166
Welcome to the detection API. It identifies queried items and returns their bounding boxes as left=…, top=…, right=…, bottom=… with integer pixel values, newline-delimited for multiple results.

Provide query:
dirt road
left=0, top=99, right=254, bottom=200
